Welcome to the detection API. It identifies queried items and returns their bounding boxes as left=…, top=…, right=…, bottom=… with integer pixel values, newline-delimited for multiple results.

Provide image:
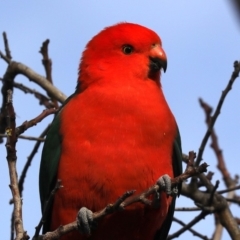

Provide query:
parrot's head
left=78, top=22, right=167, bottom=91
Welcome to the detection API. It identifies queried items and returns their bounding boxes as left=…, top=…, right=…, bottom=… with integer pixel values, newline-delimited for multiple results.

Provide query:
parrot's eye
left=122, top=45, right=134, bottom=55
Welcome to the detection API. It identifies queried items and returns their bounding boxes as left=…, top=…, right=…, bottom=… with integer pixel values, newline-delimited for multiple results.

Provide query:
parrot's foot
left=156, top=174, right=178, bottom=196
left=77, top=207, right=96, bottom=235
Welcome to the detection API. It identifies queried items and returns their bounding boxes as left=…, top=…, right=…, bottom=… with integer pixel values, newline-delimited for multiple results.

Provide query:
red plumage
left=42, top=23, right=180, bottom=240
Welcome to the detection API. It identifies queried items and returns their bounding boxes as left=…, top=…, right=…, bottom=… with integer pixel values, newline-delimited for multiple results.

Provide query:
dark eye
left=122, top=45, right=134, bottom=55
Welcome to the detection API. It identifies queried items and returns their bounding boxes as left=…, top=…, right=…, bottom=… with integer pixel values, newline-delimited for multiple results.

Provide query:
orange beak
left=149, top=44, right=167, bottom=73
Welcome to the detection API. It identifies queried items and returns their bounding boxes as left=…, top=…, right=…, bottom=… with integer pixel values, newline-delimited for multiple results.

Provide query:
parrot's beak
left=149, top=45, right=167, bottom=73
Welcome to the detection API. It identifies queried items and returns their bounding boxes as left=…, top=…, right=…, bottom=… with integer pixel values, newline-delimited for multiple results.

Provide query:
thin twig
left=39, top=39, right=59, bottom=109
left=182, top=176, right=240, bottom=239
left=3, top=32, right=12, bottom=60
left=199, top=97, right=238, bottom=240
left=167, top=211, right=209, bottom=239
left=39, top=40, right=53, bottom=85
left=0, top=134, right=45, bottom=141
left=196, top=61, right=240, bottom=166
left=16, top=108, right=58, bottom=136
left=18, top=126, right=50, bottom=198
left=13, top=81, right=54, bottom=108
left=171, top=217, right=211, bottom=240
left=217, top=185, right=240, bottom=194
left=208, top=180, right=220, bottom=205
left=33, top=180, right=63, bottom=239
left=225, top=198, right=240, bottom=205
left=0, top=68, right=56, bottom=109
left=175, top=207, right=201, bottom=211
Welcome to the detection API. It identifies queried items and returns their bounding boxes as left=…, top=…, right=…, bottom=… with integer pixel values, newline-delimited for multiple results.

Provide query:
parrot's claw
left=77, top=207, right=95, bottom=235
left=157, top=174, right=177, bottom=196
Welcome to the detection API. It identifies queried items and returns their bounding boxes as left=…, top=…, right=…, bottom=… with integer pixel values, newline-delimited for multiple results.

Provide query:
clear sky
left=0, top=1, right=239, bottom=239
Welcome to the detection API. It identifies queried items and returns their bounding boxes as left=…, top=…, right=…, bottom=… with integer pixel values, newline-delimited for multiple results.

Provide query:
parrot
left=39, top=22, right=182, bottom=240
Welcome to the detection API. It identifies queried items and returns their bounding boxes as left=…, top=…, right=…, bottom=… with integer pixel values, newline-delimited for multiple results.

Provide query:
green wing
left=155, top=126, right=183, bottom=240
left=39, top=111, right=61, bottom=233
left=39, top=95, right=74, bottom=233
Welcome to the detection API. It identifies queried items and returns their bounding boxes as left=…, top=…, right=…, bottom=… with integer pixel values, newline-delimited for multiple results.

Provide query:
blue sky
left=0, top=1, right=239, bottom=239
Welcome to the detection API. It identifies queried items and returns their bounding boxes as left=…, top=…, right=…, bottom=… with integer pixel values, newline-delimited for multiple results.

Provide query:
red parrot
left=39, top=22, right=182, bottom=240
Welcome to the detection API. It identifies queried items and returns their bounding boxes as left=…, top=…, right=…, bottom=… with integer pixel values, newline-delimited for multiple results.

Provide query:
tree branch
left=199, top=98, right=238, bottom=239
left=33, top=180, right=63, bottom=239
left=15, top=108, right=58, bottom=136
left=0, top=134, right=45, bottom=141
left=18, top=126, right=50, bottom=199
left=11, top=80, right=55, bottom=108
left=3, top=31, right=12, bottom=60
left=196, top=61, right=240, bottom=166
left=5, top=90, right=29, bottom=240
left=3, top=61, right=67, bottom=103
left=39, top=39, right=59, bottom=109
left=171, top=217, right=210, bottom=240
left=167, top=211, right=209, bottom=239
left=0, top=32, right=16, bottom=141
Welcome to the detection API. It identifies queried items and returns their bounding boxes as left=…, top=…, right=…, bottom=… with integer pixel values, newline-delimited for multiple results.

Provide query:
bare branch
left=12, top=81, right=55, bottom=108
left=33, top=180, right=63, bottom=239
left=0, top=134, right=45, bottom=142
left=39, top=39, right=53, bottom=85
left=182, top=178, right=240, bottom=239
left=199, top=97, right=238, bottom=239
left=39, top=39, right=59, bottom=109
left=175, top=207, right=201, bottom=211
left=3, top=32, right=12, bottom=60
left=0, top=57, right=17, bottom=142
left=0, top=32, right=12, bottom=63
left=5, top=90, right=29, bottom=240
left=167, top=211, right=210, bottom=239
left=6, top=61, right=67, bottom=102
left=16, top=108, right=58, bottom=136
left=225, top=197, right=240, bottom=205
left=216, top=205, right=240, bottom=240
left=218, top=185, right=240, bottom=194
left=196, top=61, right=240, bottom=166
left=18, top=126, right=49, bottom=198
left=199, top=98, right=235, bottom=186
left=208, top=180, right=220, bottom=205
left=171, top=217, right=211, bottom=240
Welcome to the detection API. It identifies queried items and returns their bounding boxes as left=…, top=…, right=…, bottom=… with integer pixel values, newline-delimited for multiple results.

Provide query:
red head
left=78, top=22, right=167, bottom=91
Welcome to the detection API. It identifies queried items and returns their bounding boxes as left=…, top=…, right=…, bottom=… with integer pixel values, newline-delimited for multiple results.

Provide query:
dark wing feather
left=39, top=95, right=74, bottom=233
left=154, top=126, right=182, bottom=240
